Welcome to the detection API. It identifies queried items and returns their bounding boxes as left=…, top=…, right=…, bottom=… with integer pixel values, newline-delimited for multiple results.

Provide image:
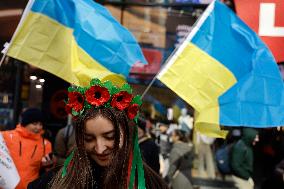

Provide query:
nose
left=95, top=139, right=107, bottom=154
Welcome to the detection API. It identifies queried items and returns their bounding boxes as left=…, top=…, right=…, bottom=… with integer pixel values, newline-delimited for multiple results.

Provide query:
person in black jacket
left=138, top=117, right=160, bottom=174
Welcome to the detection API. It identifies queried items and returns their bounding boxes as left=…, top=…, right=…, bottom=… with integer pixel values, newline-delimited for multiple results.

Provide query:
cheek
left=106, top=140, right=115, bottom=149
left=84, top=141, right=95, bottom=152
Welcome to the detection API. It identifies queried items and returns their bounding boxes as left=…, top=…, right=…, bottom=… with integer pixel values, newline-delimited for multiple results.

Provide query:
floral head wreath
left=63, top=78, right=146, bottom=188
left=65, top=78, right=142, bottom=121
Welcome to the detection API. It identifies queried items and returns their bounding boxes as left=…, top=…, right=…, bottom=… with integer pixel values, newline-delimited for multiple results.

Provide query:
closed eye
left=103, top=131, right=115, bottom=140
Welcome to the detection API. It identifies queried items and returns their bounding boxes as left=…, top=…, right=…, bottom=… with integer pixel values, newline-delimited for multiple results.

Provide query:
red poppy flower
left=85, top=85, right=110, bottom=106
left=68, top=91, right=84, bottom=112
left=111, top=91, right=133, bottom=110
left=127, top=104, right=139, bottom=119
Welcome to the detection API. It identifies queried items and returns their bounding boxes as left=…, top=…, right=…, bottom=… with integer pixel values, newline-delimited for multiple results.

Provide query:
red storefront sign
left=130, top=48, right=163, bottom=75
left=234, top=0, right=284, bottom=62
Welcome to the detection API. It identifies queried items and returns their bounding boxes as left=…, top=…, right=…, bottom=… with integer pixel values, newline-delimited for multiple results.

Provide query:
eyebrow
left=84, top=130, right=115, bottom=136
left=102, top=130, right=115, bottom=136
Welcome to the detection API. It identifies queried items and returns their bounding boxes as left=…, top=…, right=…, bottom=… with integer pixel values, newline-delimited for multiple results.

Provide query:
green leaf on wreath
left=132, top=95, right=142, bottom=106
left=82, top=87, right=89, bottom=93
left=102, top=81, right=113, bottom=91
left=72, top=109, right=80, bottom=116
left=77, top=86, right=85, bottom=94
left=121, top=83, right=132, bottom=94
left=110, top=86, right=119, bottom=95
left=90, top=78, right=101, bottom=86
left=68, top=86, right=76, bottom=92
left=104, top=102, right=111, bottom=108
left=84, top=103, right=92, bottom=110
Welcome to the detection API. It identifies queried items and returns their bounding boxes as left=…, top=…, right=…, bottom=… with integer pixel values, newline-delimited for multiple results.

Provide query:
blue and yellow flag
left=7, top=0, right=147, bottom=86
left=158, top=0, right=284, bottom=138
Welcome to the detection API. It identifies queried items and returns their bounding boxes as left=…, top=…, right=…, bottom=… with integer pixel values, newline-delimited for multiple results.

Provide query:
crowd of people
left=1, top=80, right=284, bottom=189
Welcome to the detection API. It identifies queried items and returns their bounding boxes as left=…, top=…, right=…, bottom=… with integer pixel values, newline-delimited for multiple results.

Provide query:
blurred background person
left=157, top=122, right=172, bottom=178
left=53, top=115, right=75, bottom=166
left=196, top=132, right=216, bottom=179
left=166, top=129, right=194, bottom=189
left=138, top=117, right=160, bottom=174
left=1, top=108, right=53, bottom=189
left=178, top=108, right=193, bottom=137
left=262, top=157, right=284, bottom=189
left=231, top=128, right=259, bottom=189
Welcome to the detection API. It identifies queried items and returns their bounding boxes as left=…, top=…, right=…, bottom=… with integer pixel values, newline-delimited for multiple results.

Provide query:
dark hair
left=173, top=129, right=188, bottom=143
left=21, top=108, right=43, bottom=126
left=50, top=107, right=168, bottom=189
left=137, top=117, right=146, bottom=132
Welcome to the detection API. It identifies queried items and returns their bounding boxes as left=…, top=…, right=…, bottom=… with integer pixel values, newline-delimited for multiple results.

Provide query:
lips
left=96, top=154, right=110, bottom=161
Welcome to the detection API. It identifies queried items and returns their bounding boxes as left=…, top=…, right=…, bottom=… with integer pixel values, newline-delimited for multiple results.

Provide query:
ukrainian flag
left=7, top=0, right=147, bottom=86
left=158, top=0, right=284, bottom=137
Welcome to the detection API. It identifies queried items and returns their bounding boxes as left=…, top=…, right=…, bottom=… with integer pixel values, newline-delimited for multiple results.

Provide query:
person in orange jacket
left=1, top=108, right=53, bottom=189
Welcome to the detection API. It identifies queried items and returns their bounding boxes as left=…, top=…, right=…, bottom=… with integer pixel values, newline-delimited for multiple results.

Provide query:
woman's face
left=84, top=116, right=122, bottom=167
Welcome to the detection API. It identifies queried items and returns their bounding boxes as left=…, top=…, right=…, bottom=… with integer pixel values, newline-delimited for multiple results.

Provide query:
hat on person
left=21, top=108, right=43, bottom=126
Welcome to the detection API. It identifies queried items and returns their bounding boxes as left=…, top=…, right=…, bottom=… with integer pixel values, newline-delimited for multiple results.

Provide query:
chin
left=89, top=154, right=110, bottom=167
left=95, top=158, right=111, bottom=167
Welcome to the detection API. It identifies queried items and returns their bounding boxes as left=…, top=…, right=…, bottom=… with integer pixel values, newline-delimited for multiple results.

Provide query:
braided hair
left=50, top=107, right=168, bottom=189
left=50, top=107, right=132, bottom=189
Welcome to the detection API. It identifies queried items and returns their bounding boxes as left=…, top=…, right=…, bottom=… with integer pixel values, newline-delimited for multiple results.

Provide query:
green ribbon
left=60, top=126, right=146, bottom=188
left=61, top=150, right=74, bottom=178
left=128, top=146, right=137, bottom=189
left=128, top=126, right=146, bottom=189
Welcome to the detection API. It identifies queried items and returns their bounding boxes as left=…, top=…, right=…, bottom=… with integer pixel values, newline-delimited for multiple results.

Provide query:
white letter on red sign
left=259, top=3, right=284, bottom=37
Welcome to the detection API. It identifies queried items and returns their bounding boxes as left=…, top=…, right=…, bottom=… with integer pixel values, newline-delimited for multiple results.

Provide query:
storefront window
left=105, top=2, right=206, bottom=85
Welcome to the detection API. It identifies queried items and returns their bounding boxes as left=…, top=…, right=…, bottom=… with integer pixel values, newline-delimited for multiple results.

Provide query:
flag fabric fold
left=158, top=0, right=284, bottom=138
left=7, top=0, right=147, bottom=86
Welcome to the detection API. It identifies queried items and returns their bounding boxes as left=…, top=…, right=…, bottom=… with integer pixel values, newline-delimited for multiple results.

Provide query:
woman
left=166, top=129, right=194, bottom=189
left=28, top=78, right=167, bottom=189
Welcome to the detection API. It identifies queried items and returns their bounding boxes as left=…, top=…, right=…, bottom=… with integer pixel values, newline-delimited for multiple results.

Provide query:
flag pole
left=141, top=0, right=215, bottom=99
left=0, top=0, right=35, bottom=67
left=141, top=46, right=179, bottom=99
